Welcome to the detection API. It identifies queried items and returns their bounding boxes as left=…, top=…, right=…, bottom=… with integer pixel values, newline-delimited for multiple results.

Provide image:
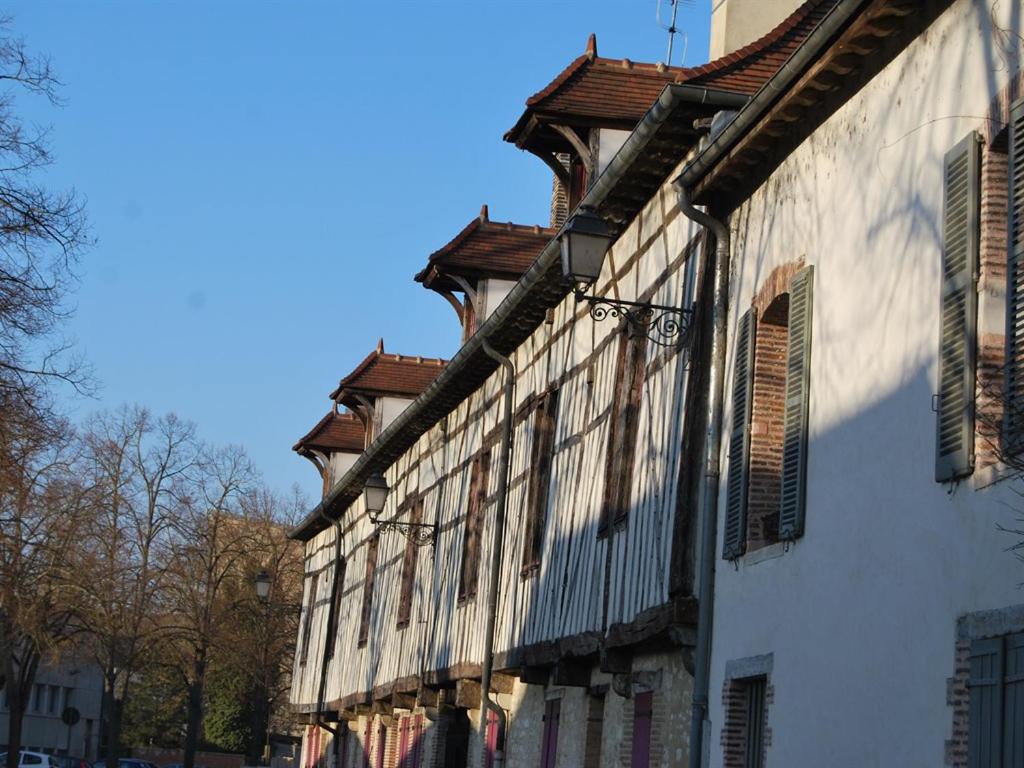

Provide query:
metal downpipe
left=479, top=338, right=514, bottom=768
left=674, top=182, right=730, bottom=768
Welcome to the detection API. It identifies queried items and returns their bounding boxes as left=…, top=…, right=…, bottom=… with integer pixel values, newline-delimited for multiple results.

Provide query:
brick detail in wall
left=945, top=639, right=971, bottom=767
left=977, top=142, right=1008, bottom=470
left=550, top=153, right=570, bottom=229
left=721, top=678, right=772, bottom=768
left=747, top=296, right=789, bottom=550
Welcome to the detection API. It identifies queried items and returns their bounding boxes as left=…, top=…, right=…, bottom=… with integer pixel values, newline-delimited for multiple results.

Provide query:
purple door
left=485, top=709, right=499, bottom=768
left=540, top=699, right=560, bottom=768
left=631, top=692, right=652, bottom=768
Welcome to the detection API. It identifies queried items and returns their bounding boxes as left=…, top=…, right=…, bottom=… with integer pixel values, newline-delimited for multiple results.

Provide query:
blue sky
left=10, top=0, right=712, bottom=500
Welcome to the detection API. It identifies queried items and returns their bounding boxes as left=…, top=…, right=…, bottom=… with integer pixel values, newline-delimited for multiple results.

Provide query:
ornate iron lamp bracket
left=574, top=287, right=694, bottom=348
left=370, top=516, right=438, bottom=547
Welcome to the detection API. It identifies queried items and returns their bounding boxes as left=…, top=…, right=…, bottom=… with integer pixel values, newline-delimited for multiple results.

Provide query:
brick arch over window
left=722, top=259, right=814, bottom=560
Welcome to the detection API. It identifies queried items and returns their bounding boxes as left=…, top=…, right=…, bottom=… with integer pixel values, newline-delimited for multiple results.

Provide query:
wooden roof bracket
left=532, top=148, right=570, bottom=191
left=550, top=124, right=593, bottom=167
left=436, top=288, right=466, bottom=326
left=450, top=274, right=481, bottom=317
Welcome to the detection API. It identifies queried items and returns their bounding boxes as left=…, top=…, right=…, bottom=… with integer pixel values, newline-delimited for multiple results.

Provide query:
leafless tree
left=163, top=445, right=256, bottom=768
left=70, top=407, right=199, bottom=768
left=0, top=16, right=92, bottom=416
left=0, top=403, right=87, bottom=764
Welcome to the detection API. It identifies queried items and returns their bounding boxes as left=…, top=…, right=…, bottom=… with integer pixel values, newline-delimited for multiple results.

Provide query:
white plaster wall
left=709, top=0, right=804, bottom=59
left=709, top=2, right=1024, bottom=765
left=479, top=278, right=517, bottom=322
left=377, top=396, right=414, bottom=437
left=597, top=129, right=631, bottom=176
left=329, top=451, right=359, bottom=486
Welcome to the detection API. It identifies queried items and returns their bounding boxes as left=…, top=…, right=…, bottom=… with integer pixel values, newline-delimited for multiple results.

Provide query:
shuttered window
left=936, top=132, right=980, bottom=481
left=600, top=331, right=648, bottom=535
left=969, top=632, right=1024, bottom=767
left=299, top=573, right=320, bottom=664
left=459, top=450, right=491, bottom=601
left=723, top=309, right=756, bottom=560
left=357, top=537, right=379, bottom=647
left=779, top=265, right=814, bottom=541
left=631, top=691, right=653, bottom=768
left=396, top=499, right=422, bottom=628
left=744, top=677, right=766, bottom=768
left=1007, top=99, right=1024, bottom=454
left=325, top=558, right=346, bottom=659
left=540, top=698, right=561, bottom=768
left=523, top=389, right=560, bottom=573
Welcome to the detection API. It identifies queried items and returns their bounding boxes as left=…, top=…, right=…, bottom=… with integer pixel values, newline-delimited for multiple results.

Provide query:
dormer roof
left=330, top=339, right=447, bottom=404
left=414, top=205, right=555, bottom=294
left=293, top=411, right=365, bottom=456
left=505, top=0, right=837, bottom=153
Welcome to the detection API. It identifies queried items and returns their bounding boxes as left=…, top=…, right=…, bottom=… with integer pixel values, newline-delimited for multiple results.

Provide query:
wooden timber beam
left=490, top=673, right=515, bottom=695
left=519, top=666, right=550, bottom=685
left=552, top=660, right=591, bottom=688
left=600, top=647, right=632, bottom=675
left=415, top=686, right=440, bottom=709
left=392, top=692, right=416, bottom=711
left=454, top=679, right=481, bottom=709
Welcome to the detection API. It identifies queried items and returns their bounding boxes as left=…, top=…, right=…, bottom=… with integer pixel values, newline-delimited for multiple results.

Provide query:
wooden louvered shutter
left=969, top=636, right=1004, bottom=768
left=1007, top=99, right=1024, bottom=454
left=723, top=309, right=756, bottom=560
left=1005, top=633, right=1024, bottom=767
left=779, top=266, right=814, bottom=541
left=936, top=133, right=980, bottom=481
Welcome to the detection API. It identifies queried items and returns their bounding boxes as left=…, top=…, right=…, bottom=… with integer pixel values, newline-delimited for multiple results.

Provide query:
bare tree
left=163, top=445, right=256, bottom=768
left=71, top=407, right=198, bottom=767
left=0, top=16, right=91, bottom=414
left=0, top=404, right=86, bottom=764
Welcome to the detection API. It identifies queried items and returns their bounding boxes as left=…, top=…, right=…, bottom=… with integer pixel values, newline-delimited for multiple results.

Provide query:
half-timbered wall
left=290, top=170, right=706, bottom=713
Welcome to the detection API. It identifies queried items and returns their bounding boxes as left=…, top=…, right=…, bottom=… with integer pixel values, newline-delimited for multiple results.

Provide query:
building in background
left=287, top=0, right=1024, bottom=766
left=0, top=661, right=103, bottom=760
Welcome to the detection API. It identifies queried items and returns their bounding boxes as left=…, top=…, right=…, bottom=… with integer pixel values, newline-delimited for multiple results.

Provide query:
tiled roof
left=505, top=0, right=838, bottom=149
left=293, top=411, right=365, bottom=455
left=415, top=205, right=555, bottom=293
left=330, top=340, right=447, bottom=402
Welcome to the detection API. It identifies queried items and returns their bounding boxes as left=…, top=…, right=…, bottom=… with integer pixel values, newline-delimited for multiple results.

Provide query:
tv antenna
left=656, top=0, right=692, bottom=66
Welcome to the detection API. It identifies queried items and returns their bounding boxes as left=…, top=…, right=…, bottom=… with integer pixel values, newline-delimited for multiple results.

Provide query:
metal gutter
left=289, top=83, right=749, bottom=542
left=672, top=0, right=870, bottom=193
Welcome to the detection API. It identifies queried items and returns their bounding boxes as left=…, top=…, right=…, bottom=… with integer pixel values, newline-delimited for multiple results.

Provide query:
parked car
left=53, top=757, right=89, bottom=768
left=93, top=760, right=158, bottom=768
left=0, top=752, right=62, bottom=768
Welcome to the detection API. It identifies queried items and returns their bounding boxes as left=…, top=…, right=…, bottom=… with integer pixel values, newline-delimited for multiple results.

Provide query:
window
left=600, top=331, right=648, bottom=535
left=458, top=450, right=491, bottom=601
left=1007, top=98, right=1024, bottom=454
left=522, top=389, right=560, bottom=574
left=397, top=499, right=423, bottom=628
left=936, top=131, right=981, bottom=481
left=34, top=683, right=45, bottom=713
left=47, top=685, right=59, bottom=715
left=357, top=537, right=379, bottom=647
left=540, top=698, right=561, bottom=768
left=325, top=558, right=346, bottom=660
left=723, top=266, right=814, bottom=559
left=968, top=632, right=1023, bottom=767
left=723, top=676, right=767, bottom=768
left=299, top=573, right=320, bottom=665
left=630, top=691, right=653, bottom=768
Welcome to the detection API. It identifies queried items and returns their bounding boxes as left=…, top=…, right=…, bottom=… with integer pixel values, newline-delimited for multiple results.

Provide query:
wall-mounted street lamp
left=363, top=472, right=437, bottom=547
left=254, top=568, right=272, bottom=600
left=560, top=205, right=694, bottom=347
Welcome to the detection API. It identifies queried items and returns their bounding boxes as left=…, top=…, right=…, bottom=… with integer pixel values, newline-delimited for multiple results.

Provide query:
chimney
left=709, top=0, right=804, bottom=60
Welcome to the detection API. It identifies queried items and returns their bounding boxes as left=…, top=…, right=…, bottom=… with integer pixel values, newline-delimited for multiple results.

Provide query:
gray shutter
left=1005, top=633, right=1024, bottom=767
left=968, top=636, right=1004, bottom=768
left=936, top=132, right=980, bottom=481
left=723, top=309, right=756, bottom=560
left=779, top=266, right=814, bottom=541
left=1007, top=99, right=1024, bottom=454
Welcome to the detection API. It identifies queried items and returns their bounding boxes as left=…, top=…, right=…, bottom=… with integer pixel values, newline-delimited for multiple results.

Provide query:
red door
left=411, top=715, right=424, bottom=768
left=631, top=692, right=653, bottom=768
left=484, top=709, right=499, bottom=768
left=375, top=721, right=387, bottom=768
left=540, top=699, right=560, bottom=768
left=397, top=717, right=410, bottom=768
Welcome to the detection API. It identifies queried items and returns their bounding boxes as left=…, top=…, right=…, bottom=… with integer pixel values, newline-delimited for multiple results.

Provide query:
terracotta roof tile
left=293, top=411, right=365, bottom=455
left=414, top=205, right=555, bottom=292
left=330, top=340, right=447, bottom=403
left=505, top=0, right=838, bottom=148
